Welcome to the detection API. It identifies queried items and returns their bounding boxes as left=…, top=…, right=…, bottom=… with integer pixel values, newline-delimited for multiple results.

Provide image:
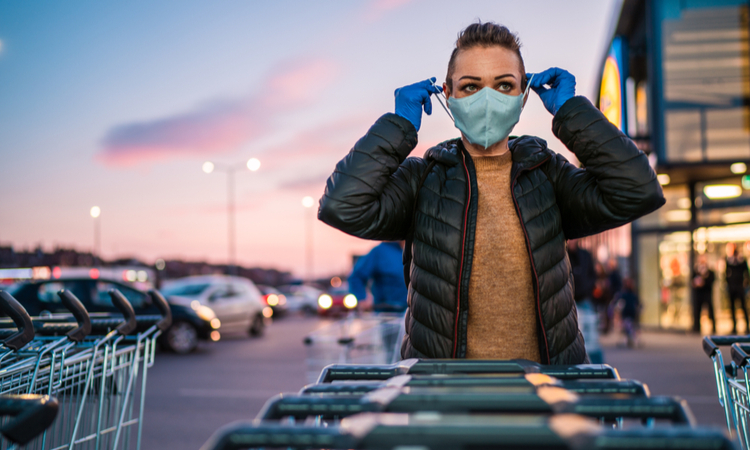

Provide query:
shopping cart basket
left=303, top=314, right=404, bottom=383
left=0, top=288, right=170, bottom=450
left=202, top=412, right=734, bottom=450
left=0, top=394, right=59, bottom=450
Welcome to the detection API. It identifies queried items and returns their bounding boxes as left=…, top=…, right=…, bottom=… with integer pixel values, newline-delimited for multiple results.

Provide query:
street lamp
left=302, top=196, right=315, bottom=282
left=90, top=206, right=101, bottom=266
left=202, top=158, right=261, bottom=275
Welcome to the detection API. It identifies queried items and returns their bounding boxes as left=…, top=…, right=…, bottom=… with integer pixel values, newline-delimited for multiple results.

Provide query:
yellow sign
left=599, top=55, right=622, bottom=129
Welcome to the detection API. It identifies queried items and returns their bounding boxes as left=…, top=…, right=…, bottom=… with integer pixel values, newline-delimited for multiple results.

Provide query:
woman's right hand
left=394, top=77, right=442, bottom=132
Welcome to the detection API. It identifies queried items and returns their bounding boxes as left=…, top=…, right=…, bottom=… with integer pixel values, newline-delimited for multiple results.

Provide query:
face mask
left=434, top=75, right=533, bottom=149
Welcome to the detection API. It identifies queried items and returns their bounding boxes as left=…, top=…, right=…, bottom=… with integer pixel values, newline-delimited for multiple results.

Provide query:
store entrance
left=638, top=224, right=750, bottom=333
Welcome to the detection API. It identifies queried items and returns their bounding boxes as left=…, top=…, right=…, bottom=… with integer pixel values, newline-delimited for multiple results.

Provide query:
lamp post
left=202, top=158, right=260, bottom=275
left=302, top=196, right=315, bottom=282
left=90, top=206, right=101, bottom=266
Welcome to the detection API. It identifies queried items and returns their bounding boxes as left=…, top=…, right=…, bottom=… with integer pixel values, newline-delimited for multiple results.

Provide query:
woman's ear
left=443, top=82, right=451, bottom=99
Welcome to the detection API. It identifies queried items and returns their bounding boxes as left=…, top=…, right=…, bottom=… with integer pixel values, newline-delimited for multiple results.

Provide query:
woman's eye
left=462, top=84, right=477, bottom=93
left=497, top=82, right=513, bottom=92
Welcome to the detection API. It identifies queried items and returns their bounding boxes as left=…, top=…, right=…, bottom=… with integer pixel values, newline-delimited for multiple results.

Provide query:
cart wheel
left=165, top=321, right=199, bottom=354
left=249, top=314, right=265, bottom=337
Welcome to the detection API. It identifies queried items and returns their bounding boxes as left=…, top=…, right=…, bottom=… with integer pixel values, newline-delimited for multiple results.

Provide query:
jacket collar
left=424, top=136, right=551, bottom=169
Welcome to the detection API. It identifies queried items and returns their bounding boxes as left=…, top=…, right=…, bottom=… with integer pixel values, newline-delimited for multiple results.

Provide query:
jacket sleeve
left=318, top=113, right=425, bottom=241
left=547, top=96, right=666, bottom=239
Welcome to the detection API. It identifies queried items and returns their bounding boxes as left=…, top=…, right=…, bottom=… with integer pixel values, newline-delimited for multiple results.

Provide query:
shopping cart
left=303, top=313, right=404, bottom=384
left=202, top=412, right=734, bottom=450
left=0, top=394, right=59, bottom=450
left=0, top=288, right=171, bottom=450
left=703, top=335, right=750, bottom=449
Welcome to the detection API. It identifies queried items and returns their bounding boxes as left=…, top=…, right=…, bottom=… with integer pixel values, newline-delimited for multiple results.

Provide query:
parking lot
left=141, top=315, right=728, bottom=450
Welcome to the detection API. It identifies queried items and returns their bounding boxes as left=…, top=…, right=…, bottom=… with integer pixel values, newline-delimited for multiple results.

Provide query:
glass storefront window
left=696, top=176, right=750, bottom=224
left=635, top=184, right=691, bottom=228
left=659, top=1, right=750, bottom=163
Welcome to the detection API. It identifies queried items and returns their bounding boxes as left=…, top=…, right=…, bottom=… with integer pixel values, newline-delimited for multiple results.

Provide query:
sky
left=0, top=0, right=619, bottom=278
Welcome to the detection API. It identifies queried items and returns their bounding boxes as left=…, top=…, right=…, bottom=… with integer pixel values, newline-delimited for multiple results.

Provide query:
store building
left=595, top=0, right=750, bottom=332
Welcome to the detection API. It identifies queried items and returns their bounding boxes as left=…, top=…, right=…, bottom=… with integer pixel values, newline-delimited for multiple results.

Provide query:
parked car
left=277, top=284, right=323, bottom=315
left=5, top=277, right=220, bottom=354
left=161, top=275, right=271, bottom=337
left=257, top=285, right=288, bottom=317
left=317, top=283, right=358, bottom=317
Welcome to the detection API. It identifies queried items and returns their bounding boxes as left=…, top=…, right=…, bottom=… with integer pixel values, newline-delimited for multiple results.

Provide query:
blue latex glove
left=526, top=68, right=576, bottom=116
left=394, top=77, right=442, bottom=131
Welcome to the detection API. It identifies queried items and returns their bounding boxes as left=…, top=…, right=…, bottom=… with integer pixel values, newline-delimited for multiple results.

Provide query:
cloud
left=97, top=58, right=340, bottom=166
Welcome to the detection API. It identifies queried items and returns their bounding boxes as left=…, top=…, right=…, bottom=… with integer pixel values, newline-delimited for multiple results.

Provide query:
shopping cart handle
left=0, top=394, right=59, bottom=445
left=731, top=343, right=750, bottom=368
left=299, top=383, right=384, bottom=396
left=569, top=396, right=695, bottom=425
left=592, top=426, right=735, bottom=450
left=317, top=359, right=418, bottom=383
left=57, top=290, right=92, bottom=342
left=108, top=290, right=138, bottom=335
left=200, top=421, right=354, bottom=450
left=0, top=291, right=35, bottom=351
left=561, top=379, right=650, bottom=397
left=148, top=289, right=173, bottom=331
left=255, top=394, right=378, bottom=421
left=703, top=335, right=750, bottom=357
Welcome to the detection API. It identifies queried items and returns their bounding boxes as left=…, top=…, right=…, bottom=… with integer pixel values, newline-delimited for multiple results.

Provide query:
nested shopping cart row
left=199, top=313, right=736, bottom=450
left=0, top=287, right=170, bottom=450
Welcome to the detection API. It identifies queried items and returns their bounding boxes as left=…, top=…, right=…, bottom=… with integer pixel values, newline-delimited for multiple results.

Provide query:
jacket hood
left=424, top=136, right=552, bottom=168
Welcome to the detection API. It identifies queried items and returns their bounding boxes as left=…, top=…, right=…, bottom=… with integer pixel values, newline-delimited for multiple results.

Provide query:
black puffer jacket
left=319, top=96, right=665, bottom=364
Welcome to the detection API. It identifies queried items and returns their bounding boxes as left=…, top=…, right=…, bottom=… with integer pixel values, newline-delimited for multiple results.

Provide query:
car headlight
left=195, top=305, right=216, bottom=322
left=318, top=294, right=333, bottom=309
left=267, top=294, right=279, bottom=306
left=343, top=294, right=358, bottom=309
left=210, top=318, right=221, bottom=329
left=262, top=306, right=274, bottom=318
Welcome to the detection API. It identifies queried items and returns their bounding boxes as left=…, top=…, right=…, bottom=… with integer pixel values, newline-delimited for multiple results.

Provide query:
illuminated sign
left=599, top=37, right=627, bottom=132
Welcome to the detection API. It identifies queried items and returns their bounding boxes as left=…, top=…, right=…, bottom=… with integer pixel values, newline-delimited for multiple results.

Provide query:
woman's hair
left=446, top=21, right=526, bottom=92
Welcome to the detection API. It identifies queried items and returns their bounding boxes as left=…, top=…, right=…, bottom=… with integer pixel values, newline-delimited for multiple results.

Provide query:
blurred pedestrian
left=349, top=241, right=408, bottom=313
left=604, top=258, right=623, bottom=335
left=725, top=243, right=749, bottom=334
left=318, top=21, right=665, bottom=364
left=568, top=239, right=603, bottom=363
left=617, top=278, right=640, bottom=348
left=691, top=254, right=716, bottom=334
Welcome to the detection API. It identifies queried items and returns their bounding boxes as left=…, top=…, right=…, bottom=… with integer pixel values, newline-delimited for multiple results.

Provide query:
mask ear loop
left=430, top=79, right=454, bottom=121
left=521, top=74, right=534, bottom=111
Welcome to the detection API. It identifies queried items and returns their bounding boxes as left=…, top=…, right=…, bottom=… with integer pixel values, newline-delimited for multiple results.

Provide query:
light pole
left=203, top=158, right=260, bottom=276
left=302, top=196, right=315, bottom=283
left=90, top=206, right=101, bottom=266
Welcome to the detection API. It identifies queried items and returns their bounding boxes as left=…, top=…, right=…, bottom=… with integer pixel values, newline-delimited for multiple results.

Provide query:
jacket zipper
left=510, top=157, right=552, bottom=364
left=452, top=151, right=472, bottom=358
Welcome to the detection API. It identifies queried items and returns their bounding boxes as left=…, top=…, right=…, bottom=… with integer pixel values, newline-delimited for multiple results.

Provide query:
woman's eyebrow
left=494, top=73, right=516, bottom=80
left=458, top=75, right=482, bottom=81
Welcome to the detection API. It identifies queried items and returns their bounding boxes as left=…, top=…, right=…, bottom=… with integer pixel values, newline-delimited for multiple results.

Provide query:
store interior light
left=723, top=212, right=750, bottom=224
left=657, top=174, right=670, bottom=185
left=704, top=184, right=742, bottom=199
left=676, top=198, right=692, bottom=209
left=743, top=175, right=750, bottom=190
left=731, top=162, right=747, bottom=174
left=665, top=210, right=691, bottom=222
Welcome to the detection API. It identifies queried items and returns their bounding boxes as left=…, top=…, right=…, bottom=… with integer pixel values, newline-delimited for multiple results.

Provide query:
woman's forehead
left=452, top=46, right=522, bottom=79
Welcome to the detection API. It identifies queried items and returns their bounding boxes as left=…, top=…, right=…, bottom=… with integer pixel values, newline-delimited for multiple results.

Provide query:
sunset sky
left=0, top=0, right=617, bottom=278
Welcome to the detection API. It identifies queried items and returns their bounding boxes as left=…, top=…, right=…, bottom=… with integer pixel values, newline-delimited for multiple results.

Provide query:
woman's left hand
left=526, top=68, right=576, bottom=116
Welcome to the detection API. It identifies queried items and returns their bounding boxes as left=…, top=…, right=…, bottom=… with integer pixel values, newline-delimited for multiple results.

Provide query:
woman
left=318, top=22, right=664, bottom=364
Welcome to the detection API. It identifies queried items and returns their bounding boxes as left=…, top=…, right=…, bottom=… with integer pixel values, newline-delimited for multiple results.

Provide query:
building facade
left=596, top=0, right=750, bottom=331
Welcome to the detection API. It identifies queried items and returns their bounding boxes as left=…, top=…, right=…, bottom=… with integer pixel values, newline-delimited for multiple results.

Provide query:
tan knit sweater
left=466, top=152, right=541, bottom=362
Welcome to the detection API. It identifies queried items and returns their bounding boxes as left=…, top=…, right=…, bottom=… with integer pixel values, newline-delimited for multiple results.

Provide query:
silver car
left=161, top=275, right=271, bottom=337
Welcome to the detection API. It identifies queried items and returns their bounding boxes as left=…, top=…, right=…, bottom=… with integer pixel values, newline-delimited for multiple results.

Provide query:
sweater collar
left=424, top=136, right=551, bottom=169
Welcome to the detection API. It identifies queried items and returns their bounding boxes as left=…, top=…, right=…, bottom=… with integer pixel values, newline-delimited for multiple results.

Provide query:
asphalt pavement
left=141, top=316, right=730, bottom=450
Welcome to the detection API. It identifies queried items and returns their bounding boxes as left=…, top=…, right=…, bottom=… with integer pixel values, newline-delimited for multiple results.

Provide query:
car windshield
left=160, top=282, right=210, bottom=298
left=3, top=284, right=21, bottom=295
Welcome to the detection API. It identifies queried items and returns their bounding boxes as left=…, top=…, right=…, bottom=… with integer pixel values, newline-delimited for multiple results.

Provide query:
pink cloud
left=97, top=58, right=340, bottom=167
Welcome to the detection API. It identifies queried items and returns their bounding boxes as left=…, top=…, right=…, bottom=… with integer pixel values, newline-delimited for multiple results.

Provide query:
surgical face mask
left=434, top=76, right=533, bottom=149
